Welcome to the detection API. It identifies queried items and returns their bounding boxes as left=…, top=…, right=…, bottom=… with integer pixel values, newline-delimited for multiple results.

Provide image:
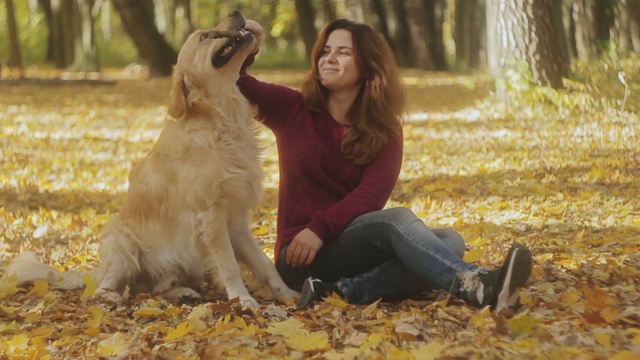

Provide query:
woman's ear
left=168, top=66, right=187, bottom=118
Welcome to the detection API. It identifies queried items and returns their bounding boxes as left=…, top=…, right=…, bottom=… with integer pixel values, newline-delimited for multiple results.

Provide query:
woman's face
left=318, top=29, right=362, bottom=92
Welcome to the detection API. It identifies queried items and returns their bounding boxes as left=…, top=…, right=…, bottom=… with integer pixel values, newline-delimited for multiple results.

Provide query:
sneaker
left=297, top=277, right=343, bottom=310
left=475, top=243, right=532, bottom=313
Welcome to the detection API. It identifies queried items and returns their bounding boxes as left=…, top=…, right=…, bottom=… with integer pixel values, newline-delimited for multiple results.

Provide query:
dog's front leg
left=229, top=215, right=298, bottom=302
left=200, top=212, right=258, bottom=308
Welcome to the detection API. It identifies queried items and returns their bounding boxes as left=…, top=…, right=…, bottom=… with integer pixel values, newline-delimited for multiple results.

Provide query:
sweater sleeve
left=306, top=132, right=404, bottom=242
left=237, top=54, right=302, bottom=130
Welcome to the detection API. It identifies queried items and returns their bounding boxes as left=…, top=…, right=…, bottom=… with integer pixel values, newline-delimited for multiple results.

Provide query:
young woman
left=238, top=18, right=532, bottom=312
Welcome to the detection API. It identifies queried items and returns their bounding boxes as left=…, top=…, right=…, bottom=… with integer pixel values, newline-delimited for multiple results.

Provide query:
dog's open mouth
left=211, top=29, right=253, bottom=68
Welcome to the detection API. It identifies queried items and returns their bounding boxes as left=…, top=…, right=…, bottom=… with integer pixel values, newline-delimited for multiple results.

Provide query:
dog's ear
left=168, top=66, right=187, bottom=119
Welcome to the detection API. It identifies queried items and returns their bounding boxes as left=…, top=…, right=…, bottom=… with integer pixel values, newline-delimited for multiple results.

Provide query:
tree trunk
left=424, top=0, right=448, bottom=70
left=321, top=0, right=336, bottom=21
left=392, top=0, right=414, bottom=67
left=455, top=0, right=486, bottom=69
left=5, top=0, right=23, bottom=69
left=370, top=0, right=394, bottom=52
left=47, top=0, right=76, bottom=68
left=593, top=0, right=615, bottom=54
left=294, top=0, right=317, bottom=59
left=552, top=0, right=570, bottom=66
left=173, top=0, right=193, bottom=44
left=112, top=0, right=178, bottom=77
left=345, top=0, right=365, bottom=22
left=264, top=0, right=280, bottom=49
left=563, top=0, right=578, bottom=59
left=71, top=0, right=99, bottom=72
left=486, top=0, right=568, bottom=93
left=572, top=0, right=596, bottom=59
left=628, top=0, right=640, bottom=55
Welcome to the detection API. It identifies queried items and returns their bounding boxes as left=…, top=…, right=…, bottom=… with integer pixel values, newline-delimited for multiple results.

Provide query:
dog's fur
left=5, top=12, right=296, bottom=307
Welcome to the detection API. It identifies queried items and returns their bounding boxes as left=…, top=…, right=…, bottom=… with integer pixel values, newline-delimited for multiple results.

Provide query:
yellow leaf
left=600, top=307, right=620, bottom=323
left=84, top=327, right=100, bottom=336
left=631, top=334, right=640, bottom=345
left=97, top=332, right=127, bottom=357
left=165, top=321, right=194, bottom=341
left=186, top=306, right=211, bottom=332
left=463, top=248, right=484, bottom=263
left=360, top=333, right=384, bottom=351
left=0, top=274, right=20, bottom=300
left=0, top=304, right=19, bottom=315
left=133, top=308, right=167, bottom=319
left=253, top=225, right=268, bottom=236
left=286, top=332, right=329, bottom=352
left=267, top=317, right=307, bottom=337
left=81, top=273, right=97, bottom=300
left=610, top=351, right=640, bottom=360
left=360, top=299, right=379, bottom=318
left=27, top=326, right=56, bottom=338
left=86, top=305, right=103, bottom=329
left=385, top=348, right=413, bottom=360
left=25, top=313, right=42, bottom=322
left=27, top=279, right=49, bottom=297
left=519, top=292, right=532, bottom=305
left=560, top=288, right=580, bottom=305
left=324, top=293, right=348, bottom=308
left=8, top=334, right=29, bottom=350
left=507, top=313, right=538, bottom=337
left=594, top=332, right=611, bottom=348
left=412, top=342, right=443, bottom=360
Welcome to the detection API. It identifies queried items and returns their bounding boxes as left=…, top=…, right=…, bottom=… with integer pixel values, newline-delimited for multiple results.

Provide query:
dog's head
left=168, top=10, right=255, bottom=118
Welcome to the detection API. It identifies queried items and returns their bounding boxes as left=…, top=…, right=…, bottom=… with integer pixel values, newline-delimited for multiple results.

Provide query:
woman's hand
left=286, top=228, right=323, bottom=268
left=244, top=19, right=263, bottom=54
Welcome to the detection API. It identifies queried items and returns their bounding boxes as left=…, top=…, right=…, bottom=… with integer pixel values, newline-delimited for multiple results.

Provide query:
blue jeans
left=276, top=207, right=481, bottom=304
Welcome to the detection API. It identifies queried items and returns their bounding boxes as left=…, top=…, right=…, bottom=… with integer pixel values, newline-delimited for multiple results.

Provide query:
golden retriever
left=6, top=11, right=296, bottom=308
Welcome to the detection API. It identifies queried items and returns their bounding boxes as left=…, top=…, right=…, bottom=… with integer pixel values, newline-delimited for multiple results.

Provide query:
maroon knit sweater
left=237, top=58, right=403, bottom=260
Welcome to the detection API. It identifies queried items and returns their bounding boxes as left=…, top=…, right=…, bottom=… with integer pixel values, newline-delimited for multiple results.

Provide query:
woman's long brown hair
left=301, top=19, right=405, bottom=165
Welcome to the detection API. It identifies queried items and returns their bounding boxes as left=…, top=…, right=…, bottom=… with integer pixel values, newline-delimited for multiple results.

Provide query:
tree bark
left=391, top=0, right=414, bottom=67
left=572, top=0, right=597, bottom=59
left=593, top=0, right=615, bottom=54
left=370, top=0, right=394, bottom=52
left=628, top=0, right=640, bottom=55
left=424, top=0, right=448, bottom=70
left=486, top=0, right=568, bottom=92
left=5, top=0, right=23, bottom=69
left=112, top=0, right=178, bottom=77
left=321, top=0, right=336, bottom=22
left=173, top=0, right=193, bottom=44
left=294, top=0, right=318, bottom=59
left=71, top=0, right=99, bottom=72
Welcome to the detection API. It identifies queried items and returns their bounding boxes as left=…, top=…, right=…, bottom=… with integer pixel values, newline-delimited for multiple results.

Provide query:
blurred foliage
left=495, top=50, right=639, bottom=116
left=0, top=0, right=307, bottom=69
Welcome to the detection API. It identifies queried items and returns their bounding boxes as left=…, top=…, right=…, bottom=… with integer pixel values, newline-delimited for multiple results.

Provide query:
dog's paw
left=95, top=290, right=123, bottom=303
left=163, top=287, right=203, bottom=303
left=273, top=286, right=299, bottom=302
left=239, top=295, right=260, bottom=309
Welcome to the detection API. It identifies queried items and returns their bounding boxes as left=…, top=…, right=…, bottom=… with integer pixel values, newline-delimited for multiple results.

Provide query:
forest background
left=1, top=0, right=639, bottom=359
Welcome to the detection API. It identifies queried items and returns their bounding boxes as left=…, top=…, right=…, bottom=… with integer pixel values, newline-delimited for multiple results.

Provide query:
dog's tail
left=5, top=251, right=85, bottom=290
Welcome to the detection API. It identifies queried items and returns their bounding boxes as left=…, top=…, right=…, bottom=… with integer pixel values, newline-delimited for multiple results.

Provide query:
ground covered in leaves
left=0, top=67, right=639, bottom=359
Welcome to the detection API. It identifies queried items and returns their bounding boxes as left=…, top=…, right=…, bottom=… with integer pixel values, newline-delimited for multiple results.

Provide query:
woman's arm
left=236, top=68, right=302, bottom=130
left=306, top=133, right=404, bottom=242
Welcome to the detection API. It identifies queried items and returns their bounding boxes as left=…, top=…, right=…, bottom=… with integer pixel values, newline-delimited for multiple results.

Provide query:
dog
left=5, top=11, right=297, bottom=308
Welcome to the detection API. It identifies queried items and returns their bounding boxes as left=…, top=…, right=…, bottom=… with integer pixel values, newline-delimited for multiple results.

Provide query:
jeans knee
left=437, top=229, right=466, bottom=259
left=383, top=207, right=419, bottom=225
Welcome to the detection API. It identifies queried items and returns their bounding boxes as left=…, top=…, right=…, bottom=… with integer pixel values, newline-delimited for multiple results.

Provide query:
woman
left=238, top=18, right=532, bottom=312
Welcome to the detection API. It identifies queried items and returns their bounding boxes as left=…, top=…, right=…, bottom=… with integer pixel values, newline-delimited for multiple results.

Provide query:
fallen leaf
left=286, top=331, right=330, bottom=352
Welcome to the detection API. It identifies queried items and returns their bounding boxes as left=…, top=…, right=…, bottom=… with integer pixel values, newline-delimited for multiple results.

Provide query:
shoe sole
left=495, top=244, right=532, bottom=313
